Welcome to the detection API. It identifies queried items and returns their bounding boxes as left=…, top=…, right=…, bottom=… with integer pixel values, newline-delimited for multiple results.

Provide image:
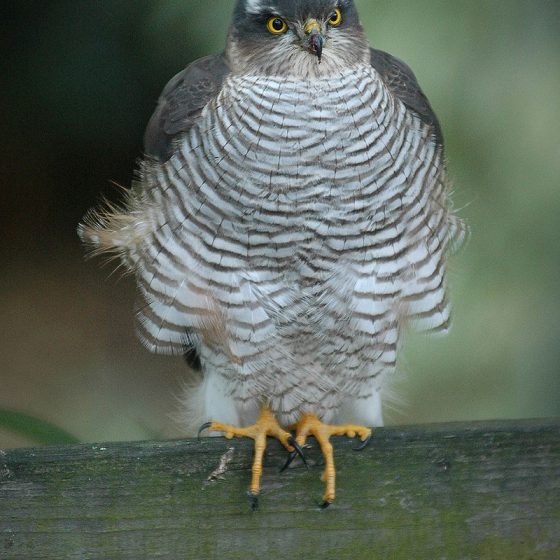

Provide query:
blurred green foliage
left=1, top=1, right=559, bottom=447
left=0, top=410, right=79, bottom=445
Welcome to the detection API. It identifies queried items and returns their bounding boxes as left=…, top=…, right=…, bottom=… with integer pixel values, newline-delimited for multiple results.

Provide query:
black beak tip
left=309, top=33, right=324, bottom=63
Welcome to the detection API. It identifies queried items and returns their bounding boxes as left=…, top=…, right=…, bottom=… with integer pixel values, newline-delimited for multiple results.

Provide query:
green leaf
left=0, top=409, right=80, bottom=445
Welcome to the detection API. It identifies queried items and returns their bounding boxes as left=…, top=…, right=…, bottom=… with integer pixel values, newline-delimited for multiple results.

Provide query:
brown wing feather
left=144, top=52, right=230, bottom=162
left=370, top=48, right=443, bottom=148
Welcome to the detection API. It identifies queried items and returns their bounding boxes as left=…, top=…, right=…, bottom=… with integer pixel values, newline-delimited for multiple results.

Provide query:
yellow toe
left=291, top=413, right=373, bottom=504
left=206, top=407, right=294, bottom=497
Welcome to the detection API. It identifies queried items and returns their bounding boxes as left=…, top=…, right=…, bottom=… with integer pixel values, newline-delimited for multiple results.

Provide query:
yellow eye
left=266, top=16, right=288, bottom=34
left=328, top=8, right=342, bottom=27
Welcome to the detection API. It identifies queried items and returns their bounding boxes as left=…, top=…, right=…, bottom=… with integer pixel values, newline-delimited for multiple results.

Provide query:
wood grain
left=1, top=419, right=559, bottom=559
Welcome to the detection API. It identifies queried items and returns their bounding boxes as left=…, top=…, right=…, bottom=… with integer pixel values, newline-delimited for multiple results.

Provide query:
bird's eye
left=328, top=8, right=343, bottom=27
left=266, top=16, right=288, bottom=34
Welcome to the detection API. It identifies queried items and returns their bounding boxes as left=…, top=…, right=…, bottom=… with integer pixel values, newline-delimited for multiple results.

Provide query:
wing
left=370, top=48, right=443, bottom=148
left=142, top=53, right=230, bottom=368
left=144, top=53, right=230, bottom=162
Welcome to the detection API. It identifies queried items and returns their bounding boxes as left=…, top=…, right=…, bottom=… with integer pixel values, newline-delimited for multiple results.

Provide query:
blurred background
left=1, top=0, right=559, bottom=448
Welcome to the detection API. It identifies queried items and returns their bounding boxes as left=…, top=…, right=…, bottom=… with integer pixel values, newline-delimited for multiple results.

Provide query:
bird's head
left=228, top=0, right=370, bottom=78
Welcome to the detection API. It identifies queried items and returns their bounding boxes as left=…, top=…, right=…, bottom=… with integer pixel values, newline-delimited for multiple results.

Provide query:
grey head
left=228, top=0, right=370, bottom=77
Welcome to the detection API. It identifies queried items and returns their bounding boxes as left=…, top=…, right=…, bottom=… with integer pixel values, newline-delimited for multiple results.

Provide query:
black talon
left=197, top=422, right=213, bottom=441
left=280, top=450, right=298, bottom=473
left=280, top=438, right=308, bottom=472
left=288, top=437, right=308, bottom=467
left=247, top=492, right=259, bottom=511
left=353, top=434, right=372, bottom=451
left=320, top=501, right=332, bottom=509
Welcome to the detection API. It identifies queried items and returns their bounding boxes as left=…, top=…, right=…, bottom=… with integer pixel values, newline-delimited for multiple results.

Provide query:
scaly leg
left=199, top=407, right=303, bottom=509
left=287, top=413, right=372, bottom=508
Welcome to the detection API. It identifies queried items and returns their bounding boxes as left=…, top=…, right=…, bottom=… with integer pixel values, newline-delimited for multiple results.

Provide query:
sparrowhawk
left=80, top=0, right=465, bottom=508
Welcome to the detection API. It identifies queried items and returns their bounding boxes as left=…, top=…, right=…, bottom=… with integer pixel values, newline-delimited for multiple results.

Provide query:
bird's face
left=228, top=0, right=369, bottom=78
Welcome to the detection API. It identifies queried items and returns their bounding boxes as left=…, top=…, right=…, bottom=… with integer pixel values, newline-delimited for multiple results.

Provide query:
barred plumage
left=80, top=0, right=464, bottom=432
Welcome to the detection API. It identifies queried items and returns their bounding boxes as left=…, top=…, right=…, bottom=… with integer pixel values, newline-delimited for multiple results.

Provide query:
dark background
left=2, top=0, right=559, bottom=447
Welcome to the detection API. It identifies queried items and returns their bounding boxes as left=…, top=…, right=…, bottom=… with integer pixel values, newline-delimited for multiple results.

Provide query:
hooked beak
left=304, top=19, right=324, bottom=63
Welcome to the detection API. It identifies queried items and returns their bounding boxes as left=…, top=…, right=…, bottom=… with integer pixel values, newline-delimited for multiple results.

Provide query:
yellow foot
left=199, top=408, right=302, bottom=509
left=288, top=413, right=372, bottom=507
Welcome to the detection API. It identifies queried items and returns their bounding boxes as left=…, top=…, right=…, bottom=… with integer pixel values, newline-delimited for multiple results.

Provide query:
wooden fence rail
left=1, top=419, right=559, bottom=559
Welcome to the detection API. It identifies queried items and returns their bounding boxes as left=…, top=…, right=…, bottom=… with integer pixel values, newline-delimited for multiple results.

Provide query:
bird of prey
left=80, top=0, right=464, bottom=508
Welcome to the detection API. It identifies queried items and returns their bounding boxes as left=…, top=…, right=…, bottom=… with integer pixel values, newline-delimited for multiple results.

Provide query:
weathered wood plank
left=1, top=419, right=559, bottom=559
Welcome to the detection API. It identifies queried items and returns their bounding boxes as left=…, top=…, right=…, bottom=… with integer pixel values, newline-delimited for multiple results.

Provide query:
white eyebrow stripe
left=245, top=0, right=276, bottom=15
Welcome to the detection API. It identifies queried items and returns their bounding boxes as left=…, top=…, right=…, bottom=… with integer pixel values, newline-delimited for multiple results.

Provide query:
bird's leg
left=200, top=407, right=302, bottom=508
left=288, top=413, right=372, bottom=507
